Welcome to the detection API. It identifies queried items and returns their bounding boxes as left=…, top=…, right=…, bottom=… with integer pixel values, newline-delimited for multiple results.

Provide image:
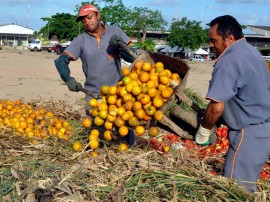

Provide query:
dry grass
left=0, top=99, right=269, bottom=201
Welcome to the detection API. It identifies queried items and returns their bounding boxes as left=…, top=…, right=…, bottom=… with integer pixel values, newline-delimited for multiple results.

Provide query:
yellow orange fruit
left=94, top=116, right=105, bottom=126
left=119, top=126, right=129, bottom=137
left=148, top=126, right=159, bottom=137
left=89, top=139, right=99, bottom=149
left=128, top=116, right=140, bottom=127
left=129, top=72, right=138, bottom=80
left=153, top=97, right=164, bottom=108
left=139, top=72, right=150, bottom=83
left=89, top=98, right=98, bottom=107
left=104, top=130, right=112, bottom=141
left=161, top=88, right=172, bottom=99
left=135, top=125, right=145, bottom=136
left=134, top=60, right=144, bottom=70
left=104, top=121, right=113, bottom=130
left=142, top=62, right=152, bottom=72
left=109, top=86, right=117, bottom=95
left=82, top=117, right=92, bottom=128
left=114, top=117, right=125, bottom=128
left=122, top=67, right=130, bottom=76
left=100, top=85, right=110, bottom=95
left=154, top=110, right=164, bottom=121
left=118, top=143, right=129, bottom=152
left=73, top=141, right=83, bottom=151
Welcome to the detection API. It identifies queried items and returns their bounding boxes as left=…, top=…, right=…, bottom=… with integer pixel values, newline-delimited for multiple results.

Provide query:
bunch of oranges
left=79, top=60, right=181, bottom=152
left=0, top=100, right=73, bottom=144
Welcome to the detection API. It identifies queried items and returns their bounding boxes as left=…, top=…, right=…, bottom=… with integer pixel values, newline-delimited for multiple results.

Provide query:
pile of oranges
left=77, top=60, right=181, bottom=153
left=0, top=100, right=73, bottom=144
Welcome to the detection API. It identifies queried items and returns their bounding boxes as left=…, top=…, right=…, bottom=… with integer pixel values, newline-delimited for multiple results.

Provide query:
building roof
left=0, top=24, right=34, bottom=35
left=247, top=25, right=270, bottom=31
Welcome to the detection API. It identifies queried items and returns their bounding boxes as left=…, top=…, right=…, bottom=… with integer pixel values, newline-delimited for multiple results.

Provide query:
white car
left=190, top=55, right=205, bottom=61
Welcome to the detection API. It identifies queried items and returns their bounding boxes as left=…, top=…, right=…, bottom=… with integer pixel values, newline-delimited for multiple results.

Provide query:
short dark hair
left=210, top=15, right=243, bottom=40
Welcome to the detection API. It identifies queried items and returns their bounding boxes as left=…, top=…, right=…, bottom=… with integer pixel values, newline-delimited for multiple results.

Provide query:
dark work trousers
left=223, top=121, right=270, bottom=192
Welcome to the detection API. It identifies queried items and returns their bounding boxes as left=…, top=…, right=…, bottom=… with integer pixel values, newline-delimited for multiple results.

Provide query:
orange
left=94, top=116, right=105, bottom=126
left=88, top=133, right=99, bottom=141
left=122, top=67, right=130, bottom=76
left=125, top=83, right=134, bottom=93
left=161, top=88, right=172, bottom=99
left=82, top=117, right=92, bottom=128
left=107, top=113, right=116, bottom=122
left=154, top=111, right=164, bottom=121
left=159, top=75, right=171, bottom=85
left=89, top=139, right=99, bottom=149
left=109, top=86, right=117, bottom=95
left=139, top=94, right=151, bottom=105
left=99, top=110, right=108, bottom=120
left=147, top=87, right=158, bottom=98
left=142, top=62, right=152, bottom=72
left=155, top=61, right=164, bottom=69
left=118, top=143, right=129, bottom=152
left=104, top=121, right=113, bottom=130
left=129, top=72, right=138, bottom=80
left=131, top=85, right=142, bottom=96
left=135, top=126, right=145, bottom=136
left=164, top=146, right=170, bottom=153
left=45, top=111, right=54, bottom=118
left=171, top=73, right=180, bottom=80
left=148, top=126, right=159, bottom=137
left=149, top=73, right=158, bottom=81
left=164, top=69, right=172, bottom=78
left=91, top=151, right=99, bottom=157
left=139, top=72, right=150, bottom=83
left=107, top=95, right=117, bottom=105
left=89, top=98, right=98, bottom=107
left=73, top=141, right=83, bottom=151
left=122, top=93, right=133, bottom=102
left=153, top=97, right=164, bottom=108
left=128, top=116, right=140, bottom=127
left=146, top=80, right=156, bottom=88
left=103, top=130, right=112, bottom=141
left=133, top=60, right=144, bottom=70
left=121, top=111, right=131, bottom=121
left=114, top=117, right=125, bottom=127
left=90, top=107, right=99, bottom=117
left=119, top=126, right=129, bottom=137
left=122, top=76, right=132, bottom=85
left=135, top=109, right=146, bottom=120
left=145, top=105, right=157, bottom=116
left=100, top=85, right=110, bottom=95
left=117, top=106, right=126, bottom=116
left=98, top=102, right=108, bottom=111
left=143, top=114, right=152, bottom=121
left=133, top=101, right=142, bottom=111
left=124, top=100, right=134, bottom=111
left=90, top=129, right=100, bottom=136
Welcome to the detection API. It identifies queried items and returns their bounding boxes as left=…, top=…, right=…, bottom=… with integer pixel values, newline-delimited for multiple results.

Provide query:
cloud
left=215, top=0, right=270, bottom=3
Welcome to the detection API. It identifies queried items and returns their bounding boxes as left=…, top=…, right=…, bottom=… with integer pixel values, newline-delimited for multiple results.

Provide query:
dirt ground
left=0, top=48, right=214, bottom=107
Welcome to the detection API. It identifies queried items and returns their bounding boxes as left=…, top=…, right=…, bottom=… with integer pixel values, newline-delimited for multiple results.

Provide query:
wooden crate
left=130, top=51, right=194, bottom=139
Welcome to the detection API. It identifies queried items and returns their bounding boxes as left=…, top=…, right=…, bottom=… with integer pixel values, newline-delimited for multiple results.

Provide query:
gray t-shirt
left=64, top=25, right=130, bottom=95
left=206, top=38, right=270, bottom=130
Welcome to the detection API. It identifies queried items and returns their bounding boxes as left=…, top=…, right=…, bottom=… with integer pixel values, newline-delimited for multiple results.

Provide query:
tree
left=40, top=13, right=79, bottom=41
left=166, top=17, right=208, bottom=50
left=128, top=7, right=167, bottom=42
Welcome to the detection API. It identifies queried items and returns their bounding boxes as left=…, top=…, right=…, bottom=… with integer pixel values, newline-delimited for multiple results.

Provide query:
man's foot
left=123, top=129, right=137, bottom=147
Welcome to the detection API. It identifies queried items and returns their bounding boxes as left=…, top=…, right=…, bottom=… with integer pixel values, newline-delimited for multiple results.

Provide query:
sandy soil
left=0, top=48, right=214, bottom=107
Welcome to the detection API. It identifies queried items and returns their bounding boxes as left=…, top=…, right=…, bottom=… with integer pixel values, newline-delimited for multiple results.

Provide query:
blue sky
left=1, top=0, right=270, bottom=31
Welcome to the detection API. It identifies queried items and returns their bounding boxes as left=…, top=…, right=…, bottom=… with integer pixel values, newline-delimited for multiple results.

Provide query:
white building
left=0, top=24, right=34, bottom=47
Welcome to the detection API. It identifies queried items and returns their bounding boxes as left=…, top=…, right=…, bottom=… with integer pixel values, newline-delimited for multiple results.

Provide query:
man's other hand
left=109, top=35, right=123, bottom=47
left=65, top=78, right=83, bottom=92
left=195, top=125, right=217, bottom=146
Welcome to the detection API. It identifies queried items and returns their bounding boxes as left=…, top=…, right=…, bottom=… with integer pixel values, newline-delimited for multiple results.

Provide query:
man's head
left=209, top=15, right=243, bottom=55
left=76, top=4, right=101, bottom=33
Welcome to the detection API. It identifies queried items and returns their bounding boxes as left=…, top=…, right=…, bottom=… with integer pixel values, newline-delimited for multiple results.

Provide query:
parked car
left=28, top=39, right=42, bottom=51
left=189, top=55, right=205, bottom=61
left=48, top=44, right=62, bottom=53
left=56, top=46, right=68, bottom=55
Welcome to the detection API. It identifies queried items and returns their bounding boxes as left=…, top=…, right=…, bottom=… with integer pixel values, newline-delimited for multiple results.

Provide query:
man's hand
left=109, top=35, right=123, bottom=47
left=65, top=78, right=83, bottom=92
left=195, top=125, right=217, bottom=146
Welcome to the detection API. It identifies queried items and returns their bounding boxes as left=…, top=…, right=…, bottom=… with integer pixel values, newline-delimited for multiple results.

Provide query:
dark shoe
left=123, top=129, right=137, bottom=147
